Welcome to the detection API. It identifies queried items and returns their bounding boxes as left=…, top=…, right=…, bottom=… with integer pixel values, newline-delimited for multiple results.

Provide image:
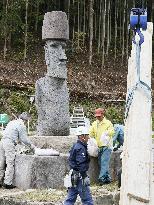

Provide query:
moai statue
left=35, top=11, right=70, bottom=136
left=120, top=23, right=154, bottom=205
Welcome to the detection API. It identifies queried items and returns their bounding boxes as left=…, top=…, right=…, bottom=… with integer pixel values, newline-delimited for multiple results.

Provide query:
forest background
left=0, top=0, right=153, bottom=130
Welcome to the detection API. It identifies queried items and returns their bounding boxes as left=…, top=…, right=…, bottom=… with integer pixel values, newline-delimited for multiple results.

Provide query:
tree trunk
left=3, top=0, right=9, bottom=61
left=35, top=0, right=39, bottom=32
left=147, top=0, right=153, bottom=21
left=97, top=0, right=102, bottom=54
left=24, top=0, right=28, bottom=61
left=83, top=0, right=86, bottom=46
left=114, top=0, right=117, bottom=61
left=67, top=0, right=70, bottom=24
left=106, top=0, right=110, bottom=55
left=119, top=0, right=122, bottom=49
left=77, top=0, right=80, bottom=49
left=126, top=0, right=129, bottom=60
left=89, top=0, right=94, bottom=65
left=101, top=0, right=106, bottom=68
left=72, top=0, right=75, bottom=40
left=122, top=0, right=126, bottom=63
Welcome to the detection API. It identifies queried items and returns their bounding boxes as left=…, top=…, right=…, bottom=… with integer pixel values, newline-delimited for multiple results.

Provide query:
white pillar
left=120, top=23, right=153, bottom=205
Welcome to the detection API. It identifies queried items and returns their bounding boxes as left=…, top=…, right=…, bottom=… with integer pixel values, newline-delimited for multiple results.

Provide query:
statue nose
left=59, top=49, right=67, bottom=61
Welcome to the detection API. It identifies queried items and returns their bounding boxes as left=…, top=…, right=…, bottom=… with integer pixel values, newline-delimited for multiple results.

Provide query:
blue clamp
left=130, top=8, right=147, bottom=30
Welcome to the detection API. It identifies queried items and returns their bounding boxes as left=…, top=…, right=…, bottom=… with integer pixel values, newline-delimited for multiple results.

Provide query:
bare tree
left=106, top=0, right=110, bottom=55
left=72, top=0, right=75, bottom=40
left=35, top=0, right=39, bottom=32
left=101, top=0, right=106, bottom=68
left=77, top=0, right=80, bottom=49
left=67, top=0, right=70, bottom=24
left=83, top=0, right=86, bottom=45
left=3, top=0, right=9, bottom=61
left=89, top=0, right=94, bottom=65
left=97, top=0, right=102, bottom=54
left=114, top=0, right=117, bottom=61
left=121, top=0, right=126, bottom=63
left=24, top=0, right=28, bottom=61
left=126, top=0, right=129, bottom=60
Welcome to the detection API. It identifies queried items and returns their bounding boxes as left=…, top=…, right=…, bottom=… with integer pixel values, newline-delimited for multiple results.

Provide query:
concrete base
left=14, top=151, right=121, bottom=190
left=30, top=135, right=77, bottom=154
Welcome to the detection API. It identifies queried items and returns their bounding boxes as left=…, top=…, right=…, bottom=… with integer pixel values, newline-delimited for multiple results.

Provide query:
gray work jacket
left=2, top=119, right=31, bottom=146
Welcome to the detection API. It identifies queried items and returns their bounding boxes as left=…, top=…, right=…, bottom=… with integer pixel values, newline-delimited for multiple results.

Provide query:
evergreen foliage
left=0, top=0, right=153, bottom=64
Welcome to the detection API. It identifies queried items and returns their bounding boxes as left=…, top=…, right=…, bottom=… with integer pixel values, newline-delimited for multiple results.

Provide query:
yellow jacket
left=89, top=117, right=114, bottom=147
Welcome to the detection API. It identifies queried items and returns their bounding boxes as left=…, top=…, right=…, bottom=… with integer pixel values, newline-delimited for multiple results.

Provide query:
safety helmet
left=76, top=126, right=89, bottom=136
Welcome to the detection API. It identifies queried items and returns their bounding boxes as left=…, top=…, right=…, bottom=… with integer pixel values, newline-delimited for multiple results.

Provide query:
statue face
left=44, top=40, right=67, bottom=79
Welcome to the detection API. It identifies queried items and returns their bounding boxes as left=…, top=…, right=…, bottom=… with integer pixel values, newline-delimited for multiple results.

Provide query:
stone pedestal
left=14, top=151, right=121, bottom=190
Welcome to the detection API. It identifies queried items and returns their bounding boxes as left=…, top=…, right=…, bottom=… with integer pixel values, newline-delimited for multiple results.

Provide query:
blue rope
left=124, top=39, right=151, bottom=122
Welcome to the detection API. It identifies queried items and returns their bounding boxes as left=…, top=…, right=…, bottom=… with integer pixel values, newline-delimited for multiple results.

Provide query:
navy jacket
left=69, top=140, right=90, bottom=177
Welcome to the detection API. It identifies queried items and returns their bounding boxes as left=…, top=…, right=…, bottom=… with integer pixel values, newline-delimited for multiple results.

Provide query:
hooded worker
left=0, top=112, right=35, bottom=189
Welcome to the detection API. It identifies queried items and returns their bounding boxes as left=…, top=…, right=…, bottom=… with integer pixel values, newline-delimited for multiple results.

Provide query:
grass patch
left=91, top=181, right=118, bottom=194
left=16, top=182, right=118, bottom=202
left=16, top=189, right=66, bottom=202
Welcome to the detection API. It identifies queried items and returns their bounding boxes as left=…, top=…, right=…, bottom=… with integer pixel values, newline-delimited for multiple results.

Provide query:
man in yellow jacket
left=89, top=108, right=114, bottom=185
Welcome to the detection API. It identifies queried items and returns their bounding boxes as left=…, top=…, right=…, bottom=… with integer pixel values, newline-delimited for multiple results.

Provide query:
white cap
left=76, top=126, right=89, bottom=136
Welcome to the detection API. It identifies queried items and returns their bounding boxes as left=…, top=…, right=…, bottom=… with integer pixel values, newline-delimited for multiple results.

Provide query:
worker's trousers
left=64, top=178, right=93, bottom=205
left=0, top=139, right=15, bottom=185
left=98, top=146, right=112, bottom=183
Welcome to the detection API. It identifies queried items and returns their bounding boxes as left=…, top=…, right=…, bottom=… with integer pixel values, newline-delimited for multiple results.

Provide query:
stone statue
left=35, top=11, right=70, bottom=136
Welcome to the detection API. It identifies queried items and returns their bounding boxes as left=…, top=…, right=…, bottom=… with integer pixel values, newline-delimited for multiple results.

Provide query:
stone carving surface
left=42, top=11, right=69, bottom=40
left=44, top=40, right=67, bottom=78
left=35, top=76, right=70, bottom=136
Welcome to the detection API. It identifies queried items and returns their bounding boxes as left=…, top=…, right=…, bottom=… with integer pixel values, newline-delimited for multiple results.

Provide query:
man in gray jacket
left=0, top=112, right=35, bottom=189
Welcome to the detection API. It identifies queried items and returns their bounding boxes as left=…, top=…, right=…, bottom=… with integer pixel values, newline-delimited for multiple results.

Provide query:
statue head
left=42, top=11, right=69, bottom=79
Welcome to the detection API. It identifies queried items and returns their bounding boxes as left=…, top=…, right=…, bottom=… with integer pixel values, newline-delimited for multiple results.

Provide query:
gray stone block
left=42, top=11, right=69, bottom=41
left=14, top=151, right=121, bottom=190
left=30, top=136, right=77, bottom=153
left=14, top=154, right=69, bottom=190
left=35, top=77, right=70, bottom=136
